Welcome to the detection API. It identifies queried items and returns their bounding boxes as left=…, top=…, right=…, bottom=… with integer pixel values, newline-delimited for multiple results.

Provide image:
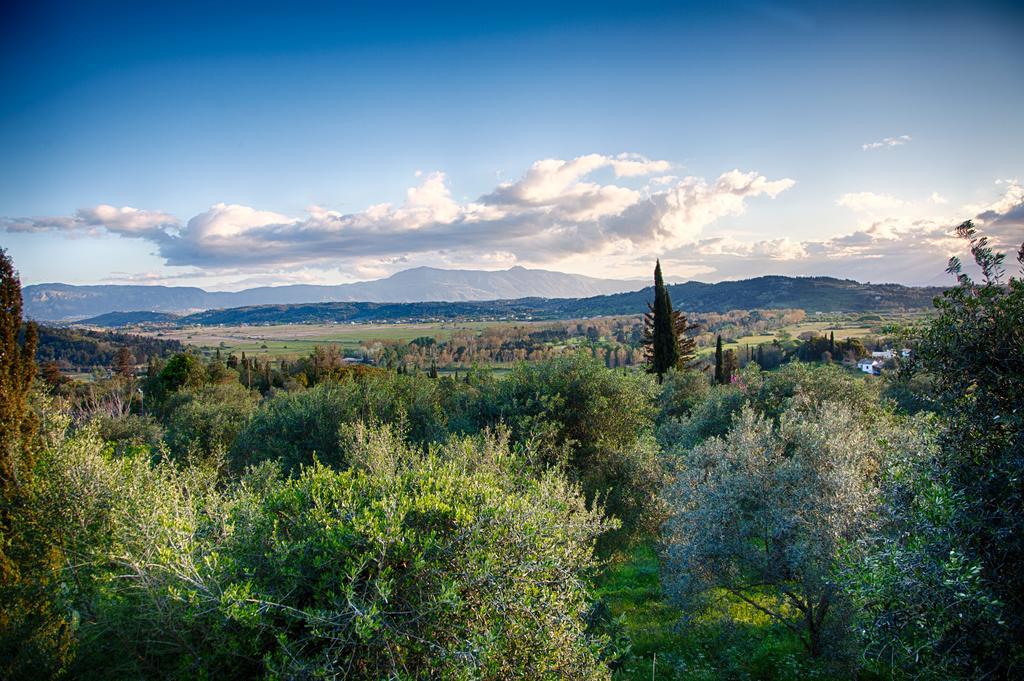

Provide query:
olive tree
left=662, top=404, right=882, bottom=660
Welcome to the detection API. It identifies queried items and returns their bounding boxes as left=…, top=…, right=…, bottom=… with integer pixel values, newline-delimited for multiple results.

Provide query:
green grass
left=149, top=321, right=523, bottom=360
left=597, top=543, right=828, bottom=680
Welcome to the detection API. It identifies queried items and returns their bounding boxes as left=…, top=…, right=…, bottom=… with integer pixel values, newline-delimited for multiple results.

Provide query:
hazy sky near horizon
left=2, top=0, right=1022, bottom=289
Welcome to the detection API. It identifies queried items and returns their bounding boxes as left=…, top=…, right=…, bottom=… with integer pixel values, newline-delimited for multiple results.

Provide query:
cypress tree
left=643, top=260, right=689, bottom=383
left=829, top=331, right=835, bottom=355
left=723, top=348, right=738, bottom=383
left=114, top=346, right=134, bottom=378
left=714, top=335, right=724, bottom=384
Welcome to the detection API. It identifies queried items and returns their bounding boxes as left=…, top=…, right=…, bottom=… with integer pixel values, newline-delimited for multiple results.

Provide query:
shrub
left=476, top=354, right=663, bottom=548
left=657, top=383, right=744, bottom=452
left=230, top=372, right=455, bottom=473
left=164, top=382, right=259, bottom=460
left=91, top=413, right=165, bottom=456
left=657, top=368, right=710, bottom=421
left=840, top=414, right=1008, bottom=678
left=660, top=363, right=883, bottom=455
left=40, top=423, right=617, bottom=679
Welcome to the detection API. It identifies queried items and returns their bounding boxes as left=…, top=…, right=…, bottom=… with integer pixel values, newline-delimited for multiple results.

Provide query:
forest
left=32, top=326, right=184, bottom=374
left=1, top=223, right=1022, bottom=680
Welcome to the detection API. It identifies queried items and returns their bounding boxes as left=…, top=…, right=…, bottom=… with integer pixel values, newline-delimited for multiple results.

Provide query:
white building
left=857, top=358, right=882, bottom=375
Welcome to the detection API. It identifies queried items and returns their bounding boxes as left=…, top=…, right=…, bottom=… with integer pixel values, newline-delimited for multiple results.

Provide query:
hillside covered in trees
left=94, top=275, right=942, bottom=327
left=32, top=326, right=184, bottom=371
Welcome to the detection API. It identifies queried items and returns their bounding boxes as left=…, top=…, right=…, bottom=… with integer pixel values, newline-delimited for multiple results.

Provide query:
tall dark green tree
left=722, top=348, right=738, bottom=384
left=916, top=221, right=1024, bottom=671
left=714, top=335, right=724, bottom=384
left=643, top=261, right=697, bottom=382
left=0, top=249, right=38, bottom=562
left=0, top=249, right=71, bottom=678
left=114, top=346, right=134, bottom=378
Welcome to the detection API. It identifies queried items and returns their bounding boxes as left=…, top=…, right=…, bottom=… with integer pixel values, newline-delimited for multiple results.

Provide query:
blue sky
left=2, top=1, right=1022, bottom=288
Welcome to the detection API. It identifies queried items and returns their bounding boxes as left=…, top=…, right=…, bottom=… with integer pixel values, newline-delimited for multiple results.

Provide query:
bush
left=40, top=423, right=617, bottom=679
left=840, top=414, right=1008, bottom=678
left=476, top=354, right=663, bottom=548
left=231, top=380, right=362, bottom=471
left=164, top=382, right=259, bottom=460
left=92, top=413, right=165, bottom=456
left=657, top=369, right=710, bottom=421
left=659, top=363, right=880, bottom=456
left=657, top=383, right=744, bottom=452
left=230, top=372, right=457, bottom=473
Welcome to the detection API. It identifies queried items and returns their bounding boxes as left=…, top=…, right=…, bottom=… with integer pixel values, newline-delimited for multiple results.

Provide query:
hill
left=34, top=326, right=185, bottom=369
left=169, top=276, right=943, bottom=326
left=78, top=311, right=183, bottom=327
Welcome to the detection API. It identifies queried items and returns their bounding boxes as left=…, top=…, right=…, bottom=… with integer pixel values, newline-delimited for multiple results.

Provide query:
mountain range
left=24, top=266, right=644, bottom=321
left=71, top=275, right=945, bottom=328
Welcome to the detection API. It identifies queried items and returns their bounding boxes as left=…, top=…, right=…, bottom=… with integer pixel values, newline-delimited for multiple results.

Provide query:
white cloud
left=4, top=154, right=794, bottom=275
left=862, top=134, right=912, bottom=150
left=662, top=180, right=1024, bottom=285
left=2, top=205, right=177, bottom=237
left=974, top=179, right=1024, bottom=250
left=692, top=236, right=807, bottom=260
left=9, top=156, right=1021, bottom=287
left=606, top=170, right=795, bottom=247
left=608, top=152, right=673, bottom=177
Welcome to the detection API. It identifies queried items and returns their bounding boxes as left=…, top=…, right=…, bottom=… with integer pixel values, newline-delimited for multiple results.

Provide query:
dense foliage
left=846, top=222, right=1024, bottom=677
left=34, top=326, right=183, bottom=370
left=1, top=251, right=69, bottom=679
left=35, top=423, right=615, bottom=679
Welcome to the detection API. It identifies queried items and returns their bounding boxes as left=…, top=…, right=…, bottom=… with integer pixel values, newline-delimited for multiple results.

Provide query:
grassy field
left=141, top=321, right=535, bottom=359
left=698, top=323, right=875, bottom=357
left=598, top=544, right=823, bottom=680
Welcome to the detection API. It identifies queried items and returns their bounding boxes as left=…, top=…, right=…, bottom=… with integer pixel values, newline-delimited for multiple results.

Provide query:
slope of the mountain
left=77, top=311, right=183, bottom=327
left=23, top=267, right=643, bottom=320
left=23, top=283, right=213, bottom=321
left=171, top=276, right=944, bottom=326
left=35, top=326, right=185, bottom=369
